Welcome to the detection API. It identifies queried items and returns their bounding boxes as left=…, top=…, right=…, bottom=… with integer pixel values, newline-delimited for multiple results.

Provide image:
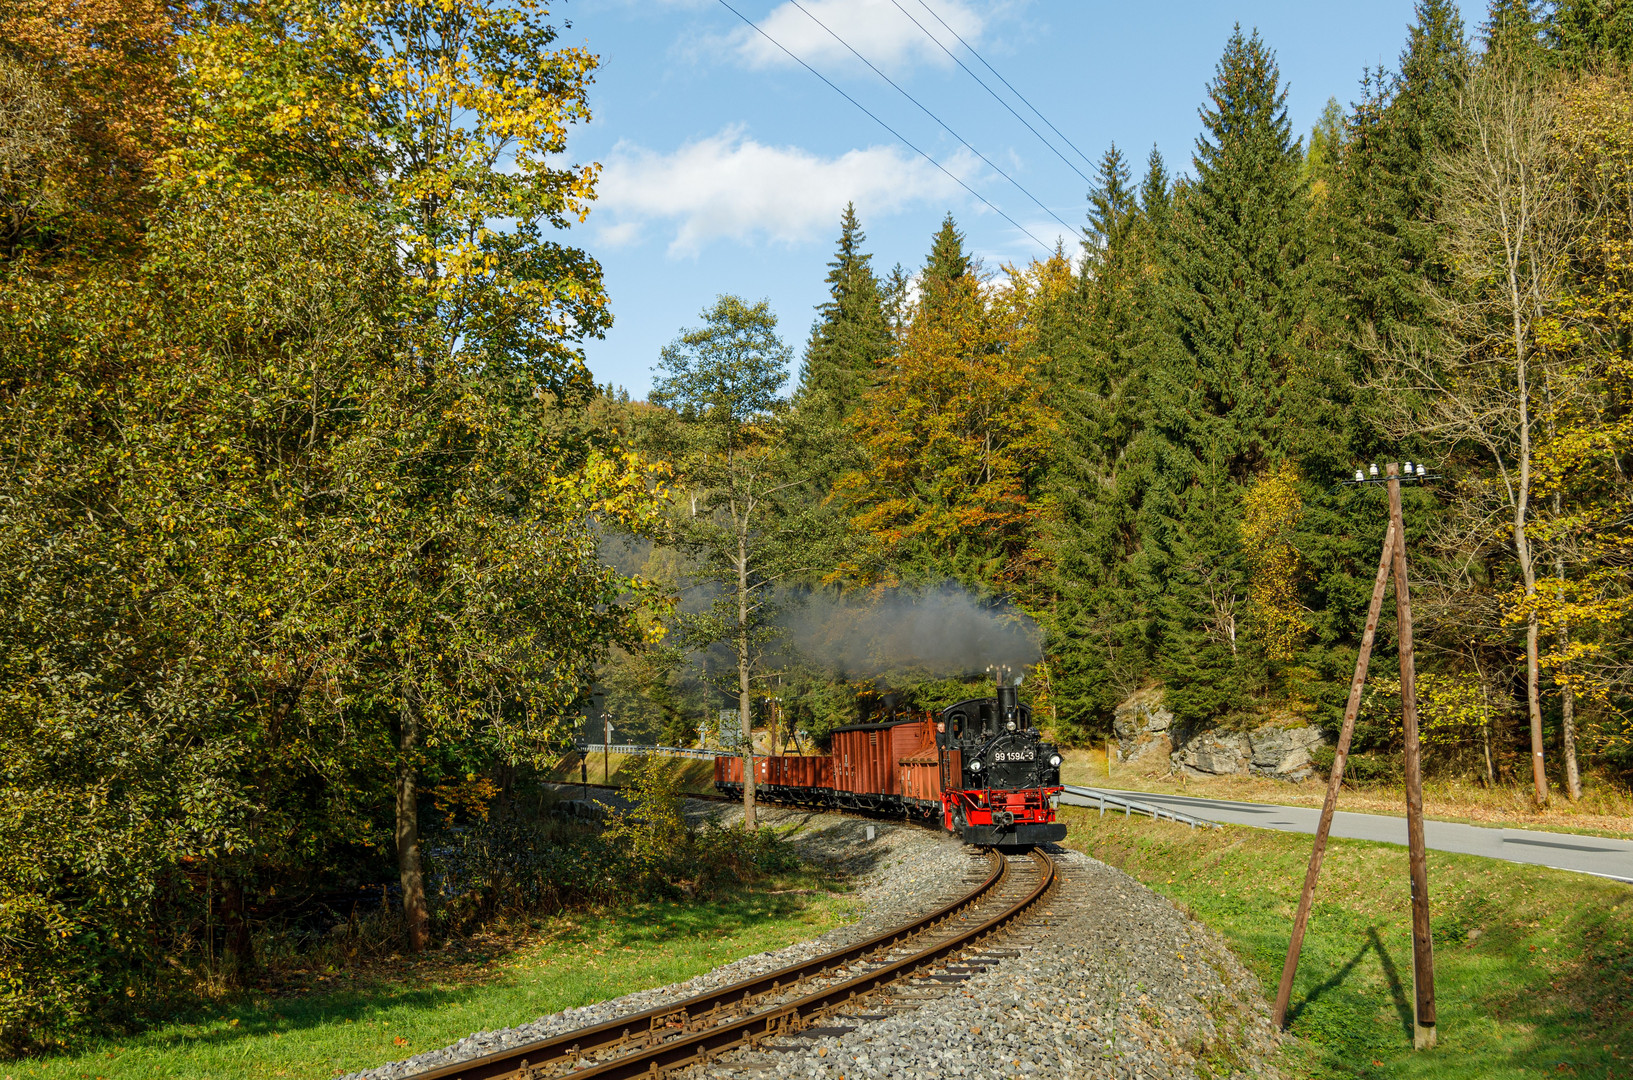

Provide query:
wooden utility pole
left=1272, top=463, right=1436, bottom=1049
left=1388, top=463, right=1437, bottom=1049
left=1274, top=516, right=1396, bottom=1028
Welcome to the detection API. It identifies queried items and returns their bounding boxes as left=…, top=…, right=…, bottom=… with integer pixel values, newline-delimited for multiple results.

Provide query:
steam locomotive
left=714, top=679, right=1066, bottom=848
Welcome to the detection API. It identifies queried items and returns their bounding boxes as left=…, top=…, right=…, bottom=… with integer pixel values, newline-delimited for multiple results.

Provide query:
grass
left=1060, top=748, right=1633, bottom=839
left=6, top=872, right=856, bottom=1080
left=1058, top=803, right=1633, bottom=1079
left=544, top=752, right=719, bottom=795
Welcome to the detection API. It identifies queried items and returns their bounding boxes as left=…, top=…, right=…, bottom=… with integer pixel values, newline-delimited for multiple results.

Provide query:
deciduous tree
left=650, top=297, right=848, bottom=828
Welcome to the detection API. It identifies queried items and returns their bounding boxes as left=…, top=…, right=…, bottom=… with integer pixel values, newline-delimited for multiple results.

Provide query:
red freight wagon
left=829, top=723, right=893, bottom=808
left=897, top=744, right=942, bottom=815
left=714, top=754, right=831, bottom=807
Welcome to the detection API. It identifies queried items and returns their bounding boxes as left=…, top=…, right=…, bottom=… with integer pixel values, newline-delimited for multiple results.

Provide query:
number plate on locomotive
left=992, top=749, right=1035, bottom=762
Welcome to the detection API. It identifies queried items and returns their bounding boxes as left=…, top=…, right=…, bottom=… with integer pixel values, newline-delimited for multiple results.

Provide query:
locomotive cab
left=936, top=683, right=1066, bottom=847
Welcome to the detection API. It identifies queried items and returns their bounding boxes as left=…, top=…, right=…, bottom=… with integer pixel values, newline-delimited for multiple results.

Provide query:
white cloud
left=594, top=126, right=976, bottom=256
left=731, top=0, right=986, bottom=73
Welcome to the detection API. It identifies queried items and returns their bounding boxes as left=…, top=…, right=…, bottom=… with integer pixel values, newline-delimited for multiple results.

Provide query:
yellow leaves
left=1363, top=674, right=1501, bottom=750
left=1239, top=462, right=1308, bottom=663
left=837, top=262, right=1056, bottom=588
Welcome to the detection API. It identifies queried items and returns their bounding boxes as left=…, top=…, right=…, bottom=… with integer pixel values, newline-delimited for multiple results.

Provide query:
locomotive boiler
left=714, top=676, right=1066, bottom=848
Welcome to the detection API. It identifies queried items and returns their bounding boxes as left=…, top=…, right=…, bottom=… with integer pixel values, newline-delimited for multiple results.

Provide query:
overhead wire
left=912, top=0, right=1100, bottom=171
left=713, top=0, right=1053, bottom=251
left=885, top=0, right=1093, bottom=188
left=780, top=0, right=1077, bottom=237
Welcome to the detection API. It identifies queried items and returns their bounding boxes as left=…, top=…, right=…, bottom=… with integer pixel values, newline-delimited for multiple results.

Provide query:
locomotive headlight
left=1049, top=753, right=1062, bottom=767
left=1006, top=719, right=1017, bottom=732
left=969, top=760, right=982, bottom=772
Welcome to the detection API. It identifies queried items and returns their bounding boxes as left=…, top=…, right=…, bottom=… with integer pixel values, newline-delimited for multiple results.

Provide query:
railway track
left=403, top=847, right=1059, bottom=1080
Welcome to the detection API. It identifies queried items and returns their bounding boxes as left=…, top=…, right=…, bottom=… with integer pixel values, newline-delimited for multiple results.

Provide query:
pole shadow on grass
left=1286, top=925, right=1413, bottom=1041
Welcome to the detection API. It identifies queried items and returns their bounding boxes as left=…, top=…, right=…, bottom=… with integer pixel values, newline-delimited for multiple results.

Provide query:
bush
left=422, top=763, right=805, bottom=926
left=1308, top=745, right=1403, bottom=786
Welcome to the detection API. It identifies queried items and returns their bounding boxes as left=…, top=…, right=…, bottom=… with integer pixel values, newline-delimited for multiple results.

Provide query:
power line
left=886, top=0, right=1094, bottom=188
left=913, top=0, right=1099, bottom=171
left=782, top=0, right=1077, bottom=237
left=714, top=0, right=1053, bottom=252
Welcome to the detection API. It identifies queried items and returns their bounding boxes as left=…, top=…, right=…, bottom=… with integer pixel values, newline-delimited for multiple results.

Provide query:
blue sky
left=559, top=0, right=1468, bottom=398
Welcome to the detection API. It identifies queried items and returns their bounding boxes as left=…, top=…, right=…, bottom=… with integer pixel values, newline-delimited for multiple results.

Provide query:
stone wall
left=1111, top=689, right=1328, bottom=781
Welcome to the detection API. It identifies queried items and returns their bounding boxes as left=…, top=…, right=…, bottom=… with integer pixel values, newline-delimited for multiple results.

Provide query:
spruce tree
left=1044, top=145, right=1165, bottom=732
left=1334, top=0, right=1467, bottom=347
left=1482, top=0, right=1546, bottom=62
left=837, top=214, right=1054, bottom=593
left=1140, top=146, right=1171, bottom=229
left=920, top=212, right=973, bottom=323
left=796, top=203, right=890, bottom=422
left=1145, top=26, right=1314, bottom=725
left=1298, top=1, right=1467, bottom=696
left=925, top=212, right=972, bottom=284
left=1545, top=0, right=1633, bottom=68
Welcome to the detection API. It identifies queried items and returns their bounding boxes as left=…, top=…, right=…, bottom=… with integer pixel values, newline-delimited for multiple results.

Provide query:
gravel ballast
left=718, top=845, right=1284, bottom=1080
left=343, top=801, right=980, bottom=1080
left=345, top=803, right=1284, bottom=1080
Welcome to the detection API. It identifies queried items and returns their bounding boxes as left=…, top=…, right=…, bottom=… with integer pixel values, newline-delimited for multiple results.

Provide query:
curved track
left=404, top=848, right=1058, bottom=1080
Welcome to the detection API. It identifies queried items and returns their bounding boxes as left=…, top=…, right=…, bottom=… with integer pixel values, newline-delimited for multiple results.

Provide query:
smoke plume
left=776, top=585, right=1042, bottom=677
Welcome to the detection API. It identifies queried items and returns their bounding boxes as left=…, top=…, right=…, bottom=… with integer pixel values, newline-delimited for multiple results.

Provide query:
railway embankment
left=350, top=803, right=1287, bottom=1080
left=730, top=845, right=1282, bottom=1080
left=343, top=804, right=977, bottom=1079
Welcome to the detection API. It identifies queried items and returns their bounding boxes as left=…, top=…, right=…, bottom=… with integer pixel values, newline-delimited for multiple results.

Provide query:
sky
left=557, top=0, right=1469, bottom=399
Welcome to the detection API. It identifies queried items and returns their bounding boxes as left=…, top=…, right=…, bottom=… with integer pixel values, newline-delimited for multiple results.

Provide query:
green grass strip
left=1058, top=805, right=1633, bottom=1079
left=8, top=886, right=855, bottom=1080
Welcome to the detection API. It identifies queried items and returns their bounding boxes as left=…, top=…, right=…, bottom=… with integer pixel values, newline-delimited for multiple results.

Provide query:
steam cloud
left=777, top=585, right=1042, bottom=676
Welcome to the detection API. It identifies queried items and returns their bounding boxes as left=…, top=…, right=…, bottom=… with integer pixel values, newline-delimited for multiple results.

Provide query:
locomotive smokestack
left=996, top=683, right=1020, bottom=724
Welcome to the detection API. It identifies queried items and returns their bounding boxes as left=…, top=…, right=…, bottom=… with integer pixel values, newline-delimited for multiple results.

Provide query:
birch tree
left=1390, top=55, right=1575, bottom=806
left=650, top=297, right=848, bottom=829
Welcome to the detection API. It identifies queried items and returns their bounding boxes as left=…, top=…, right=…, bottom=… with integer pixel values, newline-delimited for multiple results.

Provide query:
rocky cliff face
left=1111, top=689, right=1328, bottom=781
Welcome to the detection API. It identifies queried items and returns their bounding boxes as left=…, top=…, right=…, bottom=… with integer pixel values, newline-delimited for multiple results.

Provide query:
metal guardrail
left=1060, top=785, right=1222, bottom=830
left=580, top=743, right=732, bottom=760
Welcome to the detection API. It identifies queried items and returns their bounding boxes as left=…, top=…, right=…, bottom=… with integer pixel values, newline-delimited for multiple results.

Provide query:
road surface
left=1062, top=786, right=1633, bottom=883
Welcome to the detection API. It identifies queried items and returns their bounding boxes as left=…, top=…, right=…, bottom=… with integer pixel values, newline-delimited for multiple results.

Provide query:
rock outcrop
left=1112, top=689, right=1328, bottom=781
left=1111, top=689, right=1173, bottom=768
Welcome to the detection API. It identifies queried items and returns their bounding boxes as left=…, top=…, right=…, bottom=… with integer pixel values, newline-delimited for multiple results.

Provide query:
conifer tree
left=1306, top=1, right=1467, bottom=704
left=1140, top=146, right=1171, bottom=228
left=796, top=203, right=890, bottom=421
left=1483, top=0, right=1546, bottom=62
left=838, top=216, right=1054, bottom=592
left=882, top=262, right=911, bottom=337
left=1545, top=0, right=1633, bottom=68
left=1044, top=145, right=1164, bottom=730
left=1334, top=0, right=1467, bottom=347
left=921, top=213, right=973, bottom=322
left=1145, top=26, right=1315, bottom=724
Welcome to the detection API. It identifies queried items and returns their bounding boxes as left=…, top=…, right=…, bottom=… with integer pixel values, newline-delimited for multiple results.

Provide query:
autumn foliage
left=837, top=245, right=1058, bottom=593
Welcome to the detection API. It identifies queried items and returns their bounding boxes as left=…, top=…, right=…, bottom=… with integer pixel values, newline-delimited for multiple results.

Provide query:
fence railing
left=579, top=743, right=732, bottom=760
left=1059, top=785, right=1221, bottom=830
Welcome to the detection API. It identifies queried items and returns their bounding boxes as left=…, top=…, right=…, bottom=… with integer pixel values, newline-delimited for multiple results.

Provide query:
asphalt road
left=1062, top=786, right=1633, bottom=883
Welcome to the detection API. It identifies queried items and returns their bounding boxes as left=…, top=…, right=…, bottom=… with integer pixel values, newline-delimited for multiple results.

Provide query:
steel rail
left=446, top=849, right=1057, bottom=1080
left=560, top=849, right=1057, bottom=1080
left=403, top=849, right=1012, bottom=1080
